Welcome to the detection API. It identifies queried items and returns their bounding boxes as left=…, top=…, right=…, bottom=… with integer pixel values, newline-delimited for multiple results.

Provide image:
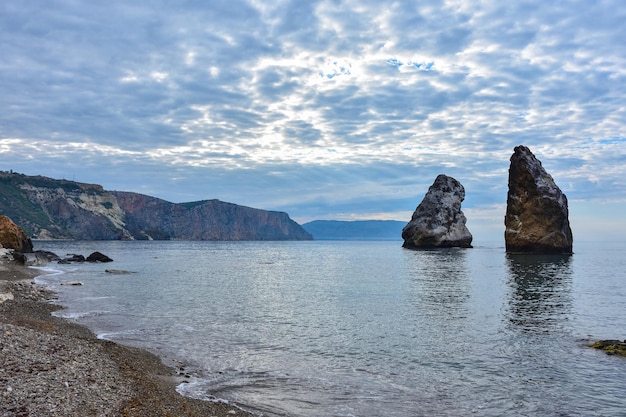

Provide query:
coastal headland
left=0, top=264, right=255, bottom=417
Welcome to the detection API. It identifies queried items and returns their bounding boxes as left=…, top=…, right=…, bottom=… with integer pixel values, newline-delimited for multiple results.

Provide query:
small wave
left=96, top=328, right=149, bottom=342
left=32, top=265, right=66, bottom=283
left=52, top=310, right=110, bottom=320
left=81, top=296, right=114, bottom=301
left=96, top=332, right=116, bottom=341
left=176, top=379, right=237, bottom=405
left=175, top=372, right=297, bottom=417
left=97, top=330, right=134, bottom=341
left=30, top=265, right=65, bottom=275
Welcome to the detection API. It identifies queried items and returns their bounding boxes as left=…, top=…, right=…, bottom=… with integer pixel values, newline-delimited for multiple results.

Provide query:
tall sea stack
left=504, top=145, right=573, bottom=254
left=402, top=174, right=473, bottom=249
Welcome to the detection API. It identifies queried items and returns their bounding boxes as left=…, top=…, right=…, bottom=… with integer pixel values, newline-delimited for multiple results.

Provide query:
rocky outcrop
left=0, top=171, right=312, bottom=241
left=58, top=254, right=86, bottom=264
left=505, top=146, right=573, bottom=254
left=0, top=215, right=33, bottom=253
left=589, top=340, right=626, bottom=356
left=86, top=252, right=113, bottom=263
left=12, top=251, right=60, bottom=266
left=402, top=175, right=473, bottom=249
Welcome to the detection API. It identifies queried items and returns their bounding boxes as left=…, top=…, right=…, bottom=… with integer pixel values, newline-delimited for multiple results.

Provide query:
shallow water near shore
left=35, top=240, right=626, bottom=416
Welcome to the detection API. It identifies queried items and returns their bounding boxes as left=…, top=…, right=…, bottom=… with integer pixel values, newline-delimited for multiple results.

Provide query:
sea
left=33, top=240, right=626, bottom=417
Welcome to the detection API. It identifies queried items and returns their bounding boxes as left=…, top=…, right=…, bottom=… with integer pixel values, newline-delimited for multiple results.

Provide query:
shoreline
left=0, top=263, right=256, bottom=417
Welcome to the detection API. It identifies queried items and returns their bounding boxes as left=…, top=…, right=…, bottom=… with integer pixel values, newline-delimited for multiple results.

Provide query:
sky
left=1, top=0, right=625, bottom=243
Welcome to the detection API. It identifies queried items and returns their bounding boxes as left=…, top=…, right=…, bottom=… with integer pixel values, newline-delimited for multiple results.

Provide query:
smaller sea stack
left=402, top=174, right=473, bottom=249
left=504, top=145, right=573, bottom=254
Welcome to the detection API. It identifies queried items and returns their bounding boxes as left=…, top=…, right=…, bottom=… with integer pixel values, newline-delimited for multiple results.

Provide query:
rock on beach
left=0, top=215, right=33, bottom=253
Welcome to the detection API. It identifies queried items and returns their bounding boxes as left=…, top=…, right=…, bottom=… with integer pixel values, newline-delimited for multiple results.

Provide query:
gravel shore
left=0, top=263, right=256, bottom=417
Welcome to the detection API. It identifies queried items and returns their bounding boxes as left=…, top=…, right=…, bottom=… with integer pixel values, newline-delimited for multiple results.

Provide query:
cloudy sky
left=1, top=0, right=625, bottom=242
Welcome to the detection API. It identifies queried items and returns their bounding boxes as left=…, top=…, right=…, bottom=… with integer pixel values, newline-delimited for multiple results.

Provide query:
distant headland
left=0, top=171, right=311, bottom=241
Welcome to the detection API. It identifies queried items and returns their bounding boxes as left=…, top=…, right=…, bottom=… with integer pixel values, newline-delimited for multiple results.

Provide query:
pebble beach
left=0, top=263, right=255, bottom=417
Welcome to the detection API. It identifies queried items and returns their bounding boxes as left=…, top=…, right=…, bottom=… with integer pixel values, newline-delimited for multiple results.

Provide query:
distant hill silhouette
left=302, top=220, right=405, bottom=240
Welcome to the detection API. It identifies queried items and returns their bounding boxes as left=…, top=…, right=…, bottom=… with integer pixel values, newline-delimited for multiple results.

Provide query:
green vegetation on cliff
left=0, top=171, right=312, bottom=241
left=0, top=174, right=55, bottom=236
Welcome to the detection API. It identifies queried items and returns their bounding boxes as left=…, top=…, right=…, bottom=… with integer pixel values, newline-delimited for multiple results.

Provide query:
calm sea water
left=34, top=240, right=626, bottom=417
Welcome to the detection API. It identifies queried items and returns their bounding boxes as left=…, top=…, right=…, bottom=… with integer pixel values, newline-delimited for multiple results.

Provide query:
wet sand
left=0, top=263, right=256, bottom=417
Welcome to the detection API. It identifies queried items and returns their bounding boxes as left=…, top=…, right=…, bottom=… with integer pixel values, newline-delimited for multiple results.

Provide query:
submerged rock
left=105, top=269, right=134, bottom=275
left=505, top=146, right=573, bottom=254
left=589, top=340, right=626, bottom=356
left=61, top=281, right=84, bottom=286
left=402, top=174, right=473, bottom=249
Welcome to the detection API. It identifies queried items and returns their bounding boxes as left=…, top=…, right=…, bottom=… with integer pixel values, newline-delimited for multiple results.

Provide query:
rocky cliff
left=113, top=192, right=312, bottom=241
left=0, top=171, right=312, bottom=241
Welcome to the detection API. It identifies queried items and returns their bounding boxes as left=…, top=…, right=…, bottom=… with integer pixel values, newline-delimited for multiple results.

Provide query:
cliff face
left=0, top=173, right=128, bottom=239
left=112, top=192, right=312, bottom=241
left=0, top=171, right=312, bottom=241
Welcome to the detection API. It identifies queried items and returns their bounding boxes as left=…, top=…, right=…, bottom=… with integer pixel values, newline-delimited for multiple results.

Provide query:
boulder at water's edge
left=0, top=215, right=33, bottom=253
left=402, top=174, right=473, bottom=249
left=504, top=145, right=573, bottom=254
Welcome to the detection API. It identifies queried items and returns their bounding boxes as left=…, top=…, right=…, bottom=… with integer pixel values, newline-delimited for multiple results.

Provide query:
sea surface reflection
left=36, top=240, right=626, bottom=417
left=404, top=248, right=470, bottom=320
left=505, top=253, right=573, bottom=333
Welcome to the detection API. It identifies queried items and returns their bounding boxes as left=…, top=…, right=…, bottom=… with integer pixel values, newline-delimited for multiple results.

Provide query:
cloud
left=1, top=0, right=626, bottom=241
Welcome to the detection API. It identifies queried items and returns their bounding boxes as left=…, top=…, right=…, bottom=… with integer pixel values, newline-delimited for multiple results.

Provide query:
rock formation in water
left=86, top=251, right=114, bottom=263
left=0, top=215, right=33, bottom=252
left=589, top=340, right=626, bottom=356
left=402, top=174, right=473, bottom=249
left=504, top=145, right=573, bottom=254
left=0, top=171, right=312, bottom=241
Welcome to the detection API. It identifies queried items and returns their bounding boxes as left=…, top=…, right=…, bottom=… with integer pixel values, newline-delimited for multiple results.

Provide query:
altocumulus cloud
left=1, top=0, right=626, bottom=241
